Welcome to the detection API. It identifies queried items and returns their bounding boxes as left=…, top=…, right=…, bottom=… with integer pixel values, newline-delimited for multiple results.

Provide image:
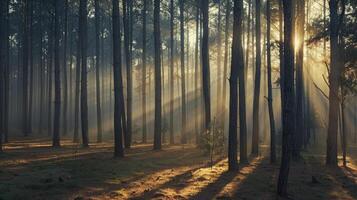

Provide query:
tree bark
left=228, top=0, right=244, bottom=171
left=179, top=0, right=187, bottom=144
left=142, top=0, right=148, bottom=144
left=266, top=0, right=276, bottom=163
left=277, top=0, right=295, bottom=196
left=123, top=0, right=132, bottom=148
left=112, top=0, right=124, bottom=157
left=153, top=0, right=162, bottom=150
left=169, top=0, right=175, bottom=145
left=62, top=0, right=69, bottom=137
left=53, top=0, right=61, bottom=147
left=95, top=0, right=103, bottom=143
left=252, top=0, right=261, bottom=156
left=201, top=0, right=211, bottom=132
left=326, top=0, right=340, bottom=166
left=294, top=0, right=305, bottom=159
left=79, top=0, right=89, bottom=147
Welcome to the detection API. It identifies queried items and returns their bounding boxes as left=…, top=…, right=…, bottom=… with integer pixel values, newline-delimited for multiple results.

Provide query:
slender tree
left=142, top=0, right=148, bottom=143
left=294, top=0, right=305, bottom=159
left=73, top=22, right=81, bottom=143
left=123, top=0, right=132, bottom=148
left=221, top=0, right=230, bottom=129
left=252, top=0, right=261, bottom=156
left=179, top=0, right=187, bottom=144
left=194, top=1, right=200, bottom=144
left=79, top=0, right=89, bottom=147
left=277, top=0, right=295, bottom=196
left=95, top=0, right=103, bottom=143
left=62, top=0, right=69, bottom=137
left=153, top=0, right=162, bottom=150
left=22, top=0, right=30, bottom=137
left=228, top=0, right=244, bottom=171
left=266, top=0, right=276, bottom=163
left=53, top=0, right=61, bottom=147
left=169, top=0, right=175, bottom=145
left=201, top=0, right=211, bottom=132
left=112, top=0, right=124, bottom=157
left=326, top=0, right=342, bottom=166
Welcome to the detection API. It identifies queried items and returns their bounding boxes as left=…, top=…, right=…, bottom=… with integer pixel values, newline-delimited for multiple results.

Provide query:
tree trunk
left=266, top=0, right=276, bottom=163
left=326, top=0, right=341, bottom=166
left=216, top=0, right=222, bottom=120
left=28, top=0, right=33, bottom=135
left=252, top=0, right=261, bottom=156
left=47, top=17, right=54, bottom=137
left=201, top=0, right=211, bottom=132
left=228, top=0, right=244, bottom=171
left=123, top=0, right=132, bottom=149
left=95, top=0, right=103, bottom=143
left=22, top=0, right=30, bottom=137
left=79, top=0, right=89, bottom=147
left=62, top=0, right=69, bottom=137
left=294, top=0, right=305, bottom=159
left=179, top=0, right=187, bottom=144
left=53, top=0, right=61, bottom=147
left=221, top=0, right=230, bottom=134
left=112, top=0, right=124, bottom=157
left=142, top=0, right=148, bottom=144
left=169, top=0, right=175, bottom=145
left=277, top=0, right=295, bottom=196
left=153, top=0, right=162, bottom=150
left=194, top=2, right=200, bottom=144
left=73, top=24, right=81, bottom=143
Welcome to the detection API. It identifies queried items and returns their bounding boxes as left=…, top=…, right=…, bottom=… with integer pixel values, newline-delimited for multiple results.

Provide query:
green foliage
left=198, top=118, right=226, bottom=157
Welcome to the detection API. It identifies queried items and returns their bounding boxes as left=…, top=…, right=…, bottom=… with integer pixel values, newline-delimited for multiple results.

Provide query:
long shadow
left=131, top=158, right=226, bottom=200
left=186, top=157, right=269, bottom=200
left=327, top=166, right=357, bottom=199
left=0, top=144, right=212, bottom=199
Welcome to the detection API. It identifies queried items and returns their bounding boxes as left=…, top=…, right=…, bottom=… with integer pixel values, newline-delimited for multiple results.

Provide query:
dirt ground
left=0, top=138, right=357, bottom=200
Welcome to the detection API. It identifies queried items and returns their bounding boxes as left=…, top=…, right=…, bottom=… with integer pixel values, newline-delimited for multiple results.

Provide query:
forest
left=0, top=0, right=357, bottom=199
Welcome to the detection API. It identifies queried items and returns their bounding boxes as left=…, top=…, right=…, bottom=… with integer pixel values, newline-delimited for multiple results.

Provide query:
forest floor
left=0, top=138, right=357, bottom=200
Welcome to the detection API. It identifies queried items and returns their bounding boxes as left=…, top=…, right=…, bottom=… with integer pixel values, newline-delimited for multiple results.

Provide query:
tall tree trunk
left=277, top=0, right=295, bottom=196
left=22, top=0, right=30, bottom=137
left=221, top=0, right=230, bottom=133
left=38, top=0, right=44, bottom=136
left=252, top=0, right=261, bottom=156
left=194, top=2, right=200, bottom=144
left=326, top=0, right=341, bottom=166
left=228, top=0, right=244, bottom=171
left=294, top=0, right=305, bottom=159
left=73, top=26, right=81, bottom=143
left=4, top=0, right=10, bottom=143
left=279, top=0, right=284, bottom=119
left=0, top=0, right=4, bottom=151
left=112, top=0, right=124, bottom=157
left=153, top=0, right=162, bottom=150
left=95, top=0, right=103, bottom=143
left=179, top=0, right=187, bottom=144
left=62, top=0, right=69, bottom=137
left=169, top=0, right=175, bottom=145
left=47, top=17, right=54, bottom=137
left=266, top=0, right=276, bottom=163
left=28, top=0, right=33, bottom=135
left=79, top=0, right=89, bottom=147
left=123, top=0, right=132, bottom=148
left=216, top=0, right=222, bottom=120
left=238, top=1, right=247, bottom=164
left=142, top=0, right=148, bottom=143
left=53, top=0, right=61, bottom=147
left=201, top=0, right=211, bottom=132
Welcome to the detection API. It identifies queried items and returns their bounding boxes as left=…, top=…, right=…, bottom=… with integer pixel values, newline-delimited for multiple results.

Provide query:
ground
left=0, top=138, right=357, bottom=200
